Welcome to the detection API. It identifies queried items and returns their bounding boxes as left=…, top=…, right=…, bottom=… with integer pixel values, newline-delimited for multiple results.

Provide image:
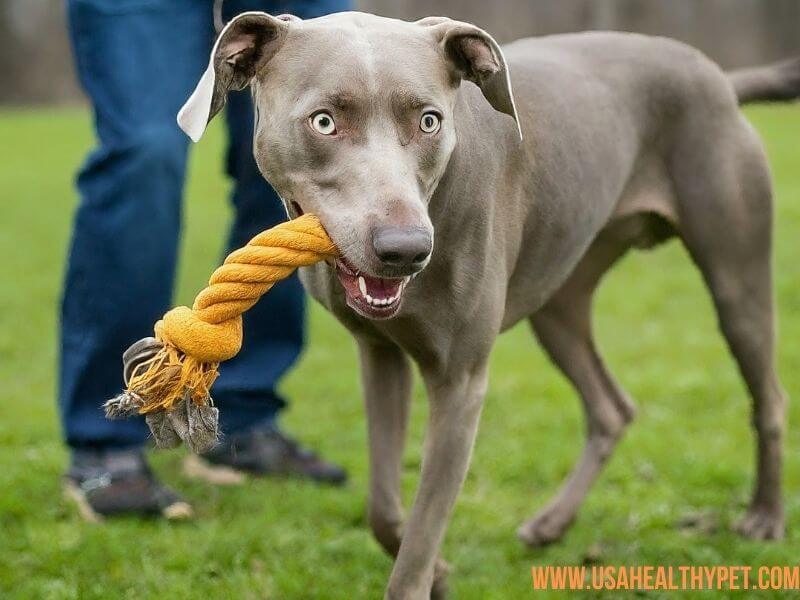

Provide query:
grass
left=0, top=104, right=798, bottom=599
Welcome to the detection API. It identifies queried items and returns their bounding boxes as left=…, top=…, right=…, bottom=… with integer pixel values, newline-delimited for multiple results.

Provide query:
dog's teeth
left=361, top=289, right=403, bottom=308
left=358, top=276, right=367, bottom=296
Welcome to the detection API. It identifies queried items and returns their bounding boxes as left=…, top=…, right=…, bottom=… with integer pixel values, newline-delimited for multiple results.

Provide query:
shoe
left=63, top=448, right=192, bottom=522
left=186, top=424, right=347, bottom=486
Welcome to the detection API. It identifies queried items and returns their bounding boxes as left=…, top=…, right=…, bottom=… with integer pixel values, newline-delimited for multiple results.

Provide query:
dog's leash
left=104, top=214, right=338, bottom=452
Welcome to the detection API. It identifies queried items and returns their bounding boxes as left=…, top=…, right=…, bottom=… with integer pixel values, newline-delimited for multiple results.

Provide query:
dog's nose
left=372, top=226, right=432, bottom=268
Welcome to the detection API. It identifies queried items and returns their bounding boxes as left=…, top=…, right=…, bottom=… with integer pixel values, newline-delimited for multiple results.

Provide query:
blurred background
left=1, top=1, right=798, bottom=598
left=3, top=0, right=800, bottom=105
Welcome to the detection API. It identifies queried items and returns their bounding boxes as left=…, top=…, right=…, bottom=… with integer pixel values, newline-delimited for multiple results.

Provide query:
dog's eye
left=419, top=111, right=441, bottom=134
left=311, top=112, right=337, bottom=135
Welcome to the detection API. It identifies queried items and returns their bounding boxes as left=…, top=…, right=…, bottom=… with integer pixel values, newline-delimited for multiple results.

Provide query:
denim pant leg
left=213, top=0, right=352, bottom=434
left=223, top=0, right=352, bottom=20
left=60, top=0, right=213, bottom=449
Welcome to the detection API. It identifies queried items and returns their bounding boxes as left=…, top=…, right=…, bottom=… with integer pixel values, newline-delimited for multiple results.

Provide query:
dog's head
left=180, top=11, right=520, bottom=319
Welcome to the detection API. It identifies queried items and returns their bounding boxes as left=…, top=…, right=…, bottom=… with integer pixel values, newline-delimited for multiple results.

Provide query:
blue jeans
left=61, top=0, right=350, bottom=449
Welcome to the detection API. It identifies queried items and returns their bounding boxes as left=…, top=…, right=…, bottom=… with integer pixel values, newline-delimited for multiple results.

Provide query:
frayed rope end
left=103, top=391, right=144, bottom=419
left=125, top=343, right=219, bottom=414
left=104, top=337, right=221, bottom=454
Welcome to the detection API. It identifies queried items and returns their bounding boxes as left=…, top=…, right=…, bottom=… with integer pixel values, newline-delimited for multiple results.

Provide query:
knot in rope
left=119, top=214, right=337, bottom=415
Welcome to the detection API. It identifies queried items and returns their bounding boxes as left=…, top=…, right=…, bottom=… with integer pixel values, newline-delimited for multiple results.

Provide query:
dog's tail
left=728, top=56, right=800, bottom=104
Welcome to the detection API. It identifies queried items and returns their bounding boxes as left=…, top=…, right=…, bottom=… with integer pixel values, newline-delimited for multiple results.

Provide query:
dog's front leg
left=385, top=363, right=488, bottom=600
left=358, top=338, right=413, bottom=557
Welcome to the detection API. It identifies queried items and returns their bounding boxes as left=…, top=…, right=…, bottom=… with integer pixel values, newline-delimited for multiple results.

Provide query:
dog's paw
left=517, top=512, right=572, bottom=548
left=735, top=506, right=784, bottom=540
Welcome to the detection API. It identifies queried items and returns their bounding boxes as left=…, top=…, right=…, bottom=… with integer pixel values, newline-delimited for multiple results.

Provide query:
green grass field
left=1, top=106, right=798, bottom=599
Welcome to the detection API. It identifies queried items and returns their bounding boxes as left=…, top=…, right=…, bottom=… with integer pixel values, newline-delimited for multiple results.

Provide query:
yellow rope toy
left=104, top=214, right=337, bottom=452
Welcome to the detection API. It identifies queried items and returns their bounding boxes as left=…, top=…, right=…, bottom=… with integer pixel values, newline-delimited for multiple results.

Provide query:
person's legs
left=61, top=0, right=212, bottom=516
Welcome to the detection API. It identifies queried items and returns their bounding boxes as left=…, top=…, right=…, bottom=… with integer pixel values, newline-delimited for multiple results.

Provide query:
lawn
left=0, top=105, right=798, bottom=599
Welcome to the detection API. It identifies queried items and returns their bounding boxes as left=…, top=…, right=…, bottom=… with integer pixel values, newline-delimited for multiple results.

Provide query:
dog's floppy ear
left=417, top=17, right=522, bottom=140
left=178, top=12, right=292, bottom=142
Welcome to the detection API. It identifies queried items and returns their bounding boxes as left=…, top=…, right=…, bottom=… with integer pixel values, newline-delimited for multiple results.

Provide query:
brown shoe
left=188, top=425, right=347, bottom=486
left=64, top=449, right=192, bottom=522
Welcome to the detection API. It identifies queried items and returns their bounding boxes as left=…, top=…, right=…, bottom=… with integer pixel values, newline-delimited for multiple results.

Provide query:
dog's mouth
left=334, top=258, right=409, bottom=320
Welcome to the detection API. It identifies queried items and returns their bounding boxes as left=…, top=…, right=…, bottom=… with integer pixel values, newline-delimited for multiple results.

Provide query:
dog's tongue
left=361, top=273, right=403, bottom=299
left=336, top=267, right=404, bottom=301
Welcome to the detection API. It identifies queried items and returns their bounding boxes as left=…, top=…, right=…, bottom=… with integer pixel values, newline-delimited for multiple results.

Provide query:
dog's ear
left=178, top=12, right=293, bottom=142
left=418, top=17, right=522, bottom=140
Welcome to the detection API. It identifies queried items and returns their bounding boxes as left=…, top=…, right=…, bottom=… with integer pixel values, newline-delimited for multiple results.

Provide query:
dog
left=177, top=11, right=800, bottom=598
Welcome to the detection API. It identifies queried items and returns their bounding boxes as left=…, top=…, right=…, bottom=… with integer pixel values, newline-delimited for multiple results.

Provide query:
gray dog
left=176, top=11, right=799, bottom=598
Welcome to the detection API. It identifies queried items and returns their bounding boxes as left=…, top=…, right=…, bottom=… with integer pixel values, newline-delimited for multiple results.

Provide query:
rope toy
left=104, top=214, right=337, bottom=452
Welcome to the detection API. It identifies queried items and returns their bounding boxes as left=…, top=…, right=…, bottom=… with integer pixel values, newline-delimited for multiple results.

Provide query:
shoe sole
left=62, top=481, right=194, bottom=521
left=183, top=454, right=247, bottom=486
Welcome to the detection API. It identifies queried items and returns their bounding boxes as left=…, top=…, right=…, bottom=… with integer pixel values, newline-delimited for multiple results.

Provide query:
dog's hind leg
left=518, top=223, right=638, bottom=547
left=698, top=257, right=786, bottom=540
left=673, top=119, right=786, bottom=540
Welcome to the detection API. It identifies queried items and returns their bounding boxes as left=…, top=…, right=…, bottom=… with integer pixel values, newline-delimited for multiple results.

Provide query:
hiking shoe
left=64, top=448, right=192, bottom=522
left=185, top=425, right=347, bottom=486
